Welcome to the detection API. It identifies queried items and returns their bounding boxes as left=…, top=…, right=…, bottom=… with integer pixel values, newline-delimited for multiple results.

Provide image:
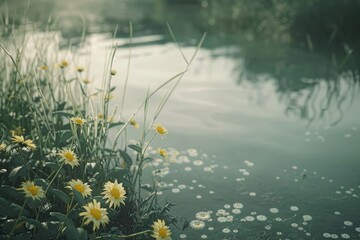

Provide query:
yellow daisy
left=98, top=113, right=104, bottom=120
left=11, top=135, right=25, bottom=143
left=102, top=179, right=126, bottom=209
left=157, top=148, right=167, bottom=157
left=71, top=117, right=86, bottom=126
left=154, top=123, right=168, bottom=136
left=79, top=199, right=109, bottom=231
left=23, top=139, right=36, bottom=151
left=152, top=219, right=172, bottom=240
left=83, top=79, right=91, bottom=84
left=0, top=142, right=7, bottom=151
left=39, top=65, right=49, bottom=70
left=58, top=149, right=79, bottom=168
left=110, top=69, right=117, bottom=76
left=76, top=66, right=85, bottom=73
left=18, top=181, right=45, bottom=201
left=59, top=60, right=69, bottom=68
left=66, top=179, right=92, bottom=197
left=104, top=93, right=114, bottom=101
left=11, top=135, right=36, bottom=151
left=130, top=118, right=140, bottom=128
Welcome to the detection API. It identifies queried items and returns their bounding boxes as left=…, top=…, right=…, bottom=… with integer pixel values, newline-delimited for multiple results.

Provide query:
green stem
left=55, top=198, right=78, bottom=239
left=141, top=133, right=156, bottom=157
left=32, top=206, right=41, bottom=235
left=8, top=198, right=28, bottom=239
left=45, top=162, right=64, bottom=195
left=92, top=230, right=151, bottom=239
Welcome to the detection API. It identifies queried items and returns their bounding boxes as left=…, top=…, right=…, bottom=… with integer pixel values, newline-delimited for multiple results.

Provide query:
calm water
left=2, top=0, right=360, bottom=239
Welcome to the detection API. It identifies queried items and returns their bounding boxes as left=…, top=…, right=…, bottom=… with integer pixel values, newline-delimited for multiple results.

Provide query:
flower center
left=158, top=149, right=166, bottom=156
left=27, top=185, right=38, bottom=196
left=73, top=118, right=85, bottom=125
left=74, top=184, right=85, bottom=193
left=111, top=187, right=121, bottom=199
left=90, top=208, right=102, bottom=220
left=158, top=227, right=168, bottom=237
left=156, top=126, right=165, bottom=135
left=64, top=152, right=74, bottom=161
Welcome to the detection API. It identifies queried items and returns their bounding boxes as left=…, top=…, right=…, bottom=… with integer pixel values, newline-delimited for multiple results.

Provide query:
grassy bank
left=0, top=19, right=204, bottom=239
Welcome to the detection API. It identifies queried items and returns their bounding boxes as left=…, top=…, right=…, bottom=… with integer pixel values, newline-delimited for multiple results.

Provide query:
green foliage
left=0, top=10, right=202, bottom=238
left=50, top=189, right=70, bottom=205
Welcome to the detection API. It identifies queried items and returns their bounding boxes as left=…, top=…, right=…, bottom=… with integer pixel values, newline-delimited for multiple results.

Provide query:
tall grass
left=0, top=13, right=205, bottom=239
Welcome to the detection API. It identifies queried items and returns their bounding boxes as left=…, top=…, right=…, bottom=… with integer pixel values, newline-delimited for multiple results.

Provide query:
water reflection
left=1, top=0, right=360, bottom=126
left=231, top=42, right=360, bottom=126
left=0, top=0, right=360, bottom=124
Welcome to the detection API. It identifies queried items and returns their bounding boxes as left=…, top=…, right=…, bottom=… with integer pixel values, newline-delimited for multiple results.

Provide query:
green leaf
left=45, top=162, right=65, bottom=175
left=26, top=198, right=43, bottom=209
left=128, top=144, right=142, bottom=153
left=182, top=219, right=189, bottom=231
left=50, top=189, right=70, bottom=204
left=2, top=219, right=15, bottom=234
left=33, top=222, right=58, bottom=239
left=143, top=157, right=153, bottom=163
left=34, top=178, right=50, bottom=189
left=33, top=232, right=53, bottom=239
left=0, top=185, right=23, bottom=201
left=59, top=130, right=73, bottom=143
left=56, top=102, right=66, bottom=111
left=53, top=111, right=74, bottom=118
left=119, top=150, right=132, bottom=167
left=120, top=179, right=132, bottom=189
left=77, top=228, right=88, bottom=240
left=14, top=231, right=32, bottom=240
left=0, top=197, right=9, bottom=208
left=0, top=197, right=10, bottom=217
left=9, top=203, right=30, bottom=217
left=109, top=86, right=116, bottom=92
left=45, top=162, right=59, bottom=170
left=72, top=190, right=85, bottom=205
left=66, top=226, right=79, bottom=240
left=20, top=216, right=43, bottom=230
left=109, top=121, right=124, bottom=128
left=9, top=165, right=29, bottom=182
left=139, top=192, right=156, bottom=209
left=50, top=212, right=75, bottom=228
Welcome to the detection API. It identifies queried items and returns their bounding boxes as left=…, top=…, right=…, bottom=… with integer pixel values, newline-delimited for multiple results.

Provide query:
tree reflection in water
left=234, top=42, right=359, bottom=126
left=1, top=0, right=360, bottom=126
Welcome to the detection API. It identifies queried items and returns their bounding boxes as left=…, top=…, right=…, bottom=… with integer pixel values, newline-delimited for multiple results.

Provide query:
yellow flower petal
left=18, top=181, right=45, bottom=201
left=152, top=219, right=171, bottom=240
left=79, top=199, right=109, bottom=231
left=58, top=149, right=79, bottom=168
left=102, top=179, right=126, bottom=209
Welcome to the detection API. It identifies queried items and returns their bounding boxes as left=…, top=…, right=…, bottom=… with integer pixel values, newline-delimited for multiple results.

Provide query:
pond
left=1, top=0, right=360, bottom=239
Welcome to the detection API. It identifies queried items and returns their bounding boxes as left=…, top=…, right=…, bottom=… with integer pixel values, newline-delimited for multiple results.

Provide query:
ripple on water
left=148, top=147, right=359, bottom=239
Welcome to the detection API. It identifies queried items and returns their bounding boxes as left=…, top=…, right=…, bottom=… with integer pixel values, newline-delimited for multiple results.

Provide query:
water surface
left=2, top=0, right=360, bottom=239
